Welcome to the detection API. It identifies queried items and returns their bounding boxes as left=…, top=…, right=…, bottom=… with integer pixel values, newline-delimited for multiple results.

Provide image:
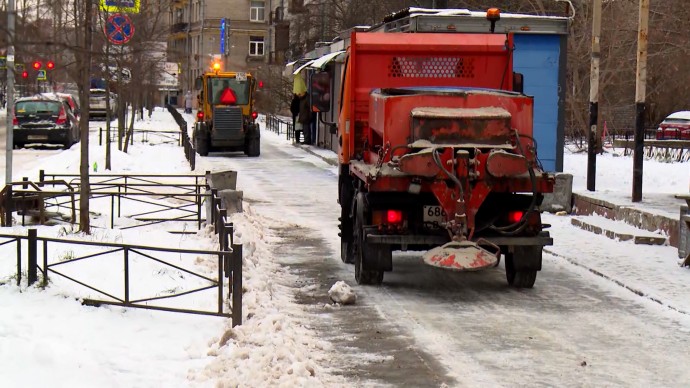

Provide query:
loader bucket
left=422, top=240, right=499, bottom=271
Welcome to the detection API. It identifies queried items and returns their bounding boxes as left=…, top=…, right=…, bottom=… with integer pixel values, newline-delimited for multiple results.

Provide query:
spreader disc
left=422, top=241, right=499, bottom=271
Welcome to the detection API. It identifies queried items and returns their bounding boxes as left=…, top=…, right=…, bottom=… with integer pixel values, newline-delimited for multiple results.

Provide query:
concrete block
left=219, top=189, right=243, bottom=214
left=541, top=173, right=573, bottom=214
left=204, top=189, right=243, bottom=224
left=206, top=170, right=237, bottom=191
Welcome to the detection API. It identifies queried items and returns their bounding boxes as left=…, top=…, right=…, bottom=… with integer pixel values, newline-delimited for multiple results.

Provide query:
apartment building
left=169, top=0, right=293, bottom=94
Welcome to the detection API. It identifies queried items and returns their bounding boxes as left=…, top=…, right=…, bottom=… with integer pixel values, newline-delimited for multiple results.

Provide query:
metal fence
left=0, top=184, right=244, bottom=325
left=3, top=172, right=209, bottom=230
left=98, top=127, right=183, bottom=146
left=166, top=104, right=196, bottom=170
left=266, top=114, right=296, bottom=141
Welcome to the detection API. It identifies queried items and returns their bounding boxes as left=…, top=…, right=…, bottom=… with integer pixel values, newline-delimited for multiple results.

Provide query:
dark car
left=12, top=95, right=80, bottom=149
left=656, top=111, right=690, bottom=140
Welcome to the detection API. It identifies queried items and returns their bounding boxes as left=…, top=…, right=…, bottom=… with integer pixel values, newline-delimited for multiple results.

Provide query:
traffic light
left=46, top=61, right=55, bottom=70
left=22, top=71, right=28, bottom=78
left=32, top=61, right=42, bottom=70
left=258, top=80, right=264, bottom=88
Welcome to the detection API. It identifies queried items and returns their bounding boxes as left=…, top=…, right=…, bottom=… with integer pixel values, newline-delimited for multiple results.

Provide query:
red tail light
left=12, top=114, right=18, bottom=126
left=196, top=111, right=204, bottom=121
left=386, top=210, right=403, bottom=224
left=251, top=111, right=258, bottom=120
left=508, top=210, right=524, bottom=224
left=56, top=106, right=67, bottom=125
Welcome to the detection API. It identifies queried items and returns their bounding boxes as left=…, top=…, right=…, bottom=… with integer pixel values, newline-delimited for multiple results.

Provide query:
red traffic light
left=46, top=61, right=55, bottom=70
left=258, top=80, right=264, bottom=88
left=22, top=71, right=28, bottom=78
left=32, top=61, right=42, bottom=70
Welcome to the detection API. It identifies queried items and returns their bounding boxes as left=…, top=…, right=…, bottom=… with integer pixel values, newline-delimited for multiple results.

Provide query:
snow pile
left=328, top=280, right=357, bottom=305
left=189, top=208, right=347, bottom=387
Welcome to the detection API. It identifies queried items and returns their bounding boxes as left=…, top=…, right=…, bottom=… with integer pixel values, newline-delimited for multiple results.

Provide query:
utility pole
left=632, top=0, right=650, bottom=202
left=586, top=0, right=602, bottom=192
left=4, top=0, right=15, bottom=185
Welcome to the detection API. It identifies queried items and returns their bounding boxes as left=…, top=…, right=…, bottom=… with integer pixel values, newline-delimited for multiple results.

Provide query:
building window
left=249, top=36, right=264, bottom=56
left=250, top=1, right=265, bottom=21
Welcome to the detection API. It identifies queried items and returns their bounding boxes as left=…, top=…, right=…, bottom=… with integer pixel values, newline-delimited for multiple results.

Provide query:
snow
left=1, top=105, right=690, bottom=386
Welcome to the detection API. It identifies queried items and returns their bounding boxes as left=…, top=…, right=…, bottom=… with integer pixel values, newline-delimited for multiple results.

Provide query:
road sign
left=104, top=13, right=135, bottom=45
left=220, top=19, right=226, bottom=55
left=37, top=70, right=47, bottom=81
left=100, top=0, right=140, bottom=14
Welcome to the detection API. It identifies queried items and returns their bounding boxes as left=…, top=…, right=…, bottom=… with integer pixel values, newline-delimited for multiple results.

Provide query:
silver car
left=89, top=88, right=118, bottom=119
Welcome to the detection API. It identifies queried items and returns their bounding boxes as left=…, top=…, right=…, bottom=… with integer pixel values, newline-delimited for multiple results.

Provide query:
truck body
left=193, top=71, right=260, bottom=157
left=305, top=9, right=561, bottom=287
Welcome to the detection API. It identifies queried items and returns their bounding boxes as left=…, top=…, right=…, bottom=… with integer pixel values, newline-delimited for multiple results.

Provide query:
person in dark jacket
left=297, top=94, right=311, bottom=144
left=290, top=94, right=302, bottom=143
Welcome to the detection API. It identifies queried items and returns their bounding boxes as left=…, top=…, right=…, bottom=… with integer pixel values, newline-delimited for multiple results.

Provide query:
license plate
left=423, top=205, right=447, bottom=229
left=236, top=72, right=247, bottom=81
left=27, top=135, right=48, bottom=141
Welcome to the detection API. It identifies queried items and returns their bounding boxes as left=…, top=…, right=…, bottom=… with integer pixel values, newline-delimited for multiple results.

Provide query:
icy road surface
left=195, top=128, right=690, bottom=387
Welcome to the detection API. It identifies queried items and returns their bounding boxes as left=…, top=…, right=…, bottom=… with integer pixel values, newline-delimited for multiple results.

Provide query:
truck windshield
left=208, top=77, right=250, bottom=105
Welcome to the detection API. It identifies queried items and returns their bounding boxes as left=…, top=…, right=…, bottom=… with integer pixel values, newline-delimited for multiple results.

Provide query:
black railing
left=98, top=127, right=182, bottom=146
left=166, top=104, right=196, bottom=170
left=35, top=171, right=208, bottom=230
left=266, top=114, right=295, bottom=141
left=0, top=226, right=243, bottom=325
left=1, top=176, right=244, bottom=325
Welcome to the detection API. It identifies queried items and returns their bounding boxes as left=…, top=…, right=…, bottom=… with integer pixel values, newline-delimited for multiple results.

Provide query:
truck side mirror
left=194, top=76, right=203, bottom=90
left=310, top=71, right=331, bottom=113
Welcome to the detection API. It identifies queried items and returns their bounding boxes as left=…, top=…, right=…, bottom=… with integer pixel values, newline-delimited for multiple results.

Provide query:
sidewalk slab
left=573, top=193, right=681, bottom=248
left=571, top=215, right=667, bottom=245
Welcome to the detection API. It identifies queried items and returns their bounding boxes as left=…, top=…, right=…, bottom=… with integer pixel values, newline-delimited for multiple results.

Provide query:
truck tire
left=194, top=126, right=210, bottom=156
left=505, top=252, right=538, bottom=288
left=354, top=195, right=384, bottom=285
left=339, top=176, right=355, bottom=264
left=245, top=137, right=260, bottom=157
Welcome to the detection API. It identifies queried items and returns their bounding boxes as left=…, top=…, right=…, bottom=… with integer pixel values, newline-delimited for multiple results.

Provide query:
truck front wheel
left=194, top=125, right=210, bottom=156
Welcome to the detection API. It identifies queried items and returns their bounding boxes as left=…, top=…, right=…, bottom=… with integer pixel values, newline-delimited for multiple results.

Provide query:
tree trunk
left=78, top=0, right=93, bottom=234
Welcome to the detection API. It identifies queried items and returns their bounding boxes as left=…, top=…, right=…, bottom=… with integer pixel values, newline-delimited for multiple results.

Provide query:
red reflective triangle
left=220, top=88, right=236, bottom=105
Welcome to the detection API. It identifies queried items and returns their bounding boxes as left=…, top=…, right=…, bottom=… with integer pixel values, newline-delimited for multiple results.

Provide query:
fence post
left=99, top=127, right=102, bottom=146
left=39, top=170, right=45, bottom=183
left=2, top=184, right=12, bottom=227
left=42, top=240, right=48, bottom=287
left=124, top=247, right=130, bottom=304
left=231, top=237, right=243, bottom=327
left=28, top=228, right=37, bottom=285
left=218, top=220, right=225, bottom=314
left=16, top=237, right=21, bottom=286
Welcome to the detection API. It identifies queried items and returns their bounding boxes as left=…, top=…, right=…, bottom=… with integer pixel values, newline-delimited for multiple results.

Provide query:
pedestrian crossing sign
left=37, top=70, right=47, bottom=81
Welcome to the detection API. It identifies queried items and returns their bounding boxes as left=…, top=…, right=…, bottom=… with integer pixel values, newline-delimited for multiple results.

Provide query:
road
left=0, top=111, right=61, bottom=183
left=198, top=130, right=690, bottom=387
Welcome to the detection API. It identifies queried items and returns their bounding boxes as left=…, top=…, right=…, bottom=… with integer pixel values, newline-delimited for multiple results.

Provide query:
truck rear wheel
left=354, top=197, right=384, bottom=285
left=505, top=251, right=538, bottom=288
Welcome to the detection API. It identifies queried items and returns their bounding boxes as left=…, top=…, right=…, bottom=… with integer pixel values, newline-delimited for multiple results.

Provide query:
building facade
left=169, top=0, right=294, bottom=95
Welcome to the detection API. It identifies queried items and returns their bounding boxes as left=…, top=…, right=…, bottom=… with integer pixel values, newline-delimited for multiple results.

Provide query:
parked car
left=13, top=95, right=80, bottom=149
left=89, top=88, right=118, bottom=119
left=39, top=92, right=81, bottom=122
left=656, top=111, right=690, bottom=140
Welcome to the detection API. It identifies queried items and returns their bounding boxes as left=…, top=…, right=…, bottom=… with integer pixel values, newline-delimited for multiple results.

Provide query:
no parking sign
left=104, top=13, right=135, bottom=45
